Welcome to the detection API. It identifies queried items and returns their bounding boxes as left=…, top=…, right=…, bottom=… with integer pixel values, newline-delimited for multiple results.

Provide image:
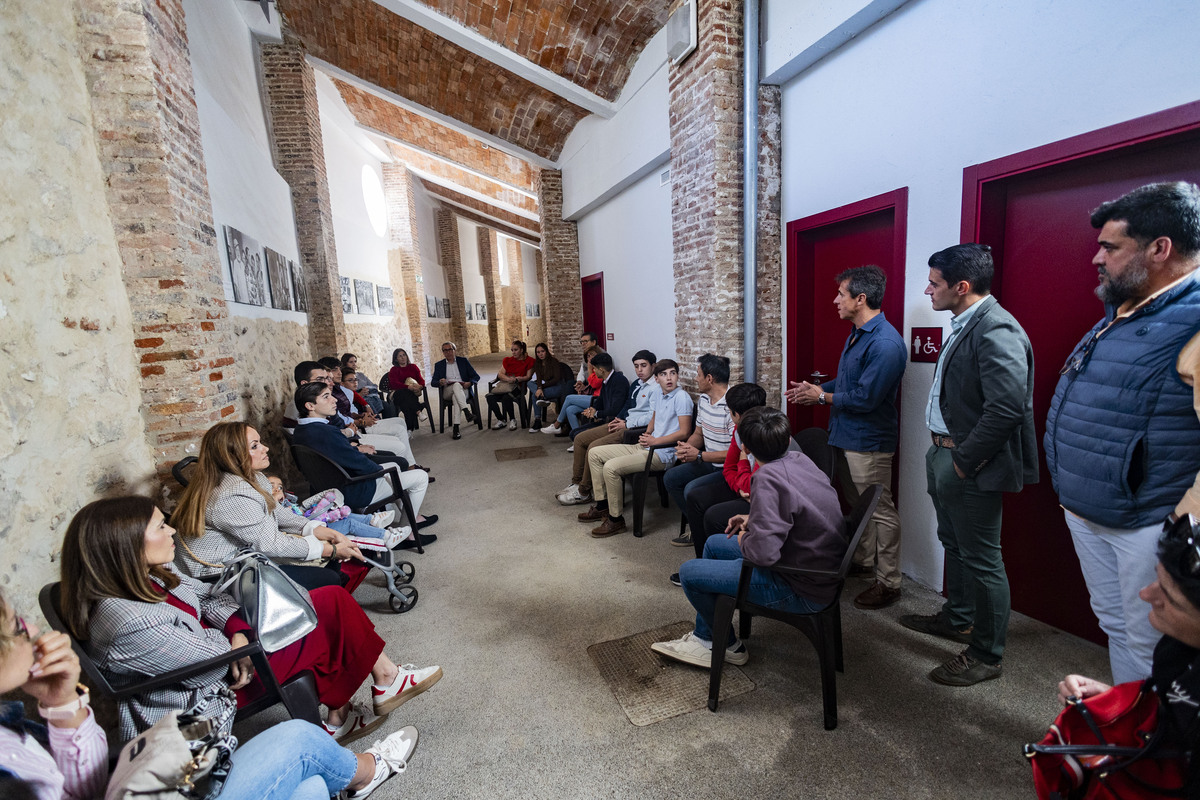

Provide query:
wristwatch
left=38, top=684, right=90, bottom=720
left=818, top=393, right=827, bottom=405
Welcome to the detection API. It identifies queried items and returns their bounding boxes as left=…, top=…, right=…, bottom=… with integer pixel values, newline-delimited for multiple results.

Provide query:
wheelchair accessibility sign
left=910, top=328, right=942, bottom=363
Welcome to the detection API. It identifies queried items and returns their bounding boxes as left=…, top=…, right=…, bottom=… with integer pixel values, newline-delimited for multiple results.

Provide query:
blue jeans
left=529, top=383, right=566, bottom=425
left=663, top=459, right=720, bottom=515
left=681, top=535, right=822, bottom=647
left=556, top=394, right=592, bottom=430
left=327, top=513, right=385, bottom=539
left=220, top=719, right=357, bottom=800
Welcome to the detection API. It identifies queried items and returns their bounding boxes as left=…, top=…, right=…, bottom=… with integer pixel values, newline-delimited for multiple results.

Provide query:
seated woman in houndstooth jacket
left=58, top=496, right=442, bottom=746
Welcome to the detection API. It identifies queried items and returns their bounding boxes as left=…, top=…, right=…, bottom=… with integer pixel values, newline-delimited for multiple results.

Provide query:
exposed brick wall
left=465, top=322, right=492, bottom=357
left=409, top=1, right=671, bottom=101
left=388, top=141, right=539, bottom=215
left=755, top=85, right=783, bottom=406
left=419, top=179, right=540, bottom=239
left=536, top=169, right=583, bottom=367
left=442, top=204, right=540, bottom=248
left=435, top=208, right=469, bottom=348
left=77, top=0, right=239, bottom=480
left=277, top=0, right=589, bottom=161
left=669, top=0, right=745, bottom=394
left=477, top=227, right=504, bottom=352
left=260, top=41, right=346, bottom=357
left=381, top=164, right=423, bottom=369
left=503, top=237, right=527, bottom=346
left=336, top=81, right=538, bottom=190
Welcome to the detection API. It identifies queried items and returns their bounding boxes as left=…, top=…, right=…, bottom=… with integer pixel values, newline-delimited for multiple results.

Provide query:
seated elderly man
left=579, top=360, right=694, bottom=537
left=291, top=381, right=438, bottom=540
left=652, top=406, right=845, bottom=668
left=431, top=342, right=480, bottom=440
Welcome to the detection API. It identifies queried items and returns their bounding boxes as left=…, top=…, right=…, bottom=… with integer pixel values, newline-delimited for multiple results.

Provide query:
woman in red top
left=59, top=496, right=443, bottom=744
left=387, top=348, right=425, bottom=431
left=486, top=340, right=535, bottom=430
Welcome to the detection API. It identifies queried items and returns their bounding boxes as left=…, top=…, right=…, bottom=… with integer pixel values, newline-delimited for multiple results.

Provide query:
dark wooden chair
left=39, top=583, right=322, bottom=732
left=380, top=373, right=435, bottom=434
left=485, top=378, right=530, bottom=429
left=437, top=382, right=482, bottom=433
left=706, top=483, right=884, bottom=730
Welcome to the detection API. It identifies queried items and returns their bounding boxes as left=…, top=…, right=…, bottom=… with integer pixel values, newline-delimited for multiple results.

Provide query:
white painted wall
left=771, top=0, right=1200, bottom=588
left=415, top=184, right=446, bottom=299
left=458, top=218, right=487, bottom=323
left=186, top=0, right=301, bottom=322
left=577, top=168, right=675, bottom=369
left=522, top=242, right=542, bottom=316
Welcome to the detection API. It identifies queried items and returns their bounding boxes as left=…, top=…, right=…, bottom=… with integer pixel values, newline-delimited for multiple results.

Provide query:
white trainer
left=540, top=424, right=559, bottom=434
left=650, top=631, right=749, bottom=669
left=372, top=664, right=443, bottom=715
left=345, top=726, right=419, bottom=799
left=556, top=484, right=592, bottom=505
left=322, top=701, right=385, bottom=745
left=566, top=444, right=575, bottom=453
left=368, top=509, right=396, bottom=528
left=491, top=420, right=507, bottom=429
left=381, top=526, right=411, bottom=549
left=508, top=419, right=518, bottom=430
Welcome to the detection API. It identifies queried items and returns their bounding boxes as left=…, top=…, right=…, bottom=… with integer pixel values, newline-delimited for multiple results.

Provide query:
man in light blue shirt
left=580, top=360, right=695, bottom=537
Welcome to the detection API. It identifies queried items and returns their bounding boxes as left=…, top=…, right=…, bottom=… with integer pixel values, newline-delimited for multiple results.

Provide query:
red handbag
left=1025, top=680, right=1185, bottom=799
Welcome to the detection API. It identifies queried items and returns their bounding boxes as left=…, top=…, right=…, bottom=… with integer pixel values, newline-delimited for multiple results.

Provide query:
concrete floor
left=246, top=352, right=1111, bottom=799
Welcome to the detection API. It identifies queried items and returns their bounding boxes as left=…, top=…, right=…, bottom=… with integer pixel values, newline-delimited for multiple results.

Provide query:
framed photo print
left=377, top=286, right=394, bottom=316
left=264, top=247, right=292, bottom=310
left=354, top=279, right=375, bottom=315
left=339, top=277, right=353, bottom=313
left=223, top=225, right=267, bottom=306
left=426, top=294, right=438, bottom=317
left=475, top=303, right=487, bottom=321
left=290, top=260, right=308, bottom=312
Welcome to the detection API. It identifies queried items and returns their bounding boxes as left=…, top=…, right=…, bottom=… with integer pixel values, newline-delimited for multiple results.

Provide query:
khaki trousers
left=588, top=443, right=666, bottom=517
left=441, top=383, right=469, bottom=424
left=572, top=427, right=623, bottom=489
left=842, top=449, right=902, bottom=589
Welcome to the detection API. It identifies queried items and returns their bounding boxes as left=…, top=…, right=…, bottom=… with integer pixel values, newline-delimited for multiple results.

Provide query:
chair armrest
left=342, top=464, right=401, bottom=492
left=642, top=441, right=677, bottom=471
left=621, top=426, right=647, bottom=445
left=754, top=562, right=842, bottom=580
left=128, top=642, right=265, bottom=696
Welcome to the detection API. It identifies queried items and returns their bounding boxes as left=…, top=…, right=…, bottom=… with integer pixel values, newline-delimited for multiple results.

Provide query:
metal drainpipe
left=742, top=0, right=760, bottom=383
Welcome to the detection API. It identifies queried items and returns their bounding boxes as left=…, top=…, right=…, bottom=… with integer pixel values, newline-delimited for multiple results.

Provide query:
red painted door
left=966, top=105, right=1200, bottom=643
left=786, top=190, right=907, bottom=433
left=581, top=273, right=606, bottom=347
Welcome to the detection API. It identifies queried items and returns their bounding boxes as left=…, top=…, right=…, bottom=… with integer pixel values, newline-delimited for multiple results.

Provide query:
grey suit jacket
left=85, top=564, right=240, bottom=742
left=937, top=295, right=1039, bottom=493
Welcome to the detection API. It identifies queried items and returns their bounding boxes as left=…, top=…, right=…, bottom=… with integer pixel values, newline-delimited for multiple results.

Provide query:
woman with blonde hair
left=58, top=496, right=442, bottom=747
left=173, top=421, right=367, bottom=591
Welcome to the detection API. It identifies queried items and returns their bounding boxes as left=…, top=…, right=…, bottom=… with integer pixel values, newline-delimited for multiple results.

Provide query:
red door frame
left=580, top=272, right=606, bottom=347
left=785, top=187, right=909, bottom=429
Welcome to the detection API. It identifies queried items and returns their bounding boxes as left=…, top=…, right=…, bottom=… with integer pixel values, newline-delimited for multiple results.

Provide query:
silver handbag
left=105, top=711, right=236, bottom=800
left=216, top=550, right=318, bottom=653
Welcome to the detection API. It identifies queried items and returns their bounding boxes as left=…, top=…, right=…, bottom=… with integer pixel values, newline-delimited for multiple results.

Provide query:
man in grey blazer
left=901, top=243, right=1038, bottom=686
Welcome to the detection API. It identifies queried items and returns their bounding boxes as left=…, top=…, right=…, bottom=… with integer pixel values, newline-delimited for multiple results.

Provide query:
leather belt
left=931, top=433, right=957, bottom=449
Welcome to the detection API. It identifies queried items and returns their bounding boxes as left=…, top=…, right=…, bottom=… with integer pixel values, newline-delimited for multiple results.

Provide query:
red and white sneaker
left=372, top=663, right=443, bottom=715
left=323, top=701, right=386, bottom=745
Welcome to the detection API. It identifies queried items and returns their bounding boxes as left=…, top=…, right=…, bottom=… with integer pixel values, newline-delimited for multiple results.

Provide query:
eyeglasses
left=1164, top=514, right=1200, bottom=576
left=1059, top=334, right=1099, bottom=378
left=12, top=614, right=30, bottom=641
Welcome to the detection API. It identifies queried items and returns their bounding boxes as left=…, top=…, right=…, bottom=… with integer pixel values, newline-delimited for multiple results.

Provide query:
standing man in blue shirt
left=787, top=265, right=907, bottom=610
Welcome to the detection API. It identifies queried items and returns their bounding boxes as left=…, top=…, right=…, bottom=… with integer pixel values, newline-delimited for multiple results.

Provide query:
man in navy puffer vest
left=1045, top=181, right=1200, bottom=685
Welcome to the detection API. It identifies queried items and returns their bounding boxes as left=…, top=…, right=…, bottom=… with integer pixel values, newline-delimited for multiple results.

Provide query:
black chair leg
left=814, top=623, right=839, bottom=730
left=631, top=474, right=647, bottom=537
left=834, top=603, right=844, bottom=673
left=279, top=671, right=323, bottom=726
left=738, top=612, right=752, bottom=640
left=708, top=594, right=738, bottom=711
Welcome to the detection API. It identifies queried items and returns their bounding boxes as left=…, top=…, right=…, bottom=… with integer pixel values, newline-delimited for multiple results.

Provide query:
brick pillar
left=756, top=85, right=783, bottom=406
left=77, top=0, right=239, bottom=478
left=669, top=0, right=745, bottom=391
left=435, top=208, right=469, bottom=348
left=537, top=169, right=583, bottom=367
left=260, top=41, right=345, bottom=357
left=382, top=165, right=425, bottom=371
left=504, top=237, right=527, bottom=345
left=477, top=228, right=504, bottom=352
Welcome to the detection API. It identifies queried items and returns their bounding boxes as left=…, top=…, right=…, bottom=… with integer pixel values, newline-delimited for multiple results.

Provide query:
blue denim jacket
left=823, top=312, right=907, bottom=453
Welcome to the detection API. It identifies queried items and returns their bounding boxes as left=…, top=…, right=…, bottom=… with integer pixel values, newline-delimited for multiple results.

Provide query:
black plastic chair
left=437, top=382, right=482, bottom=433
left=380, top=373, right=435, bottom=434
left=617, top=426, right=672, bottom=538
left=707, top=483, right=884, bottom=730
left=38, top=583, right=322, bottom=730
left=485, top=378, right=530, bottom=429
left=171, top=456, right=198, bottom=488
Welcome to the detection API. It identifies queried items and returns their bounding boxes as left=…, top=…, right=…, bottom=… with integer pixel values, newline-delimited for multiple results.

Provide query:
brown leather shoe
left=577, top=505, right=606, bottom=522
left=853, top=581, right=901, bottom=610
left=590, top=515, right=627, bottom=538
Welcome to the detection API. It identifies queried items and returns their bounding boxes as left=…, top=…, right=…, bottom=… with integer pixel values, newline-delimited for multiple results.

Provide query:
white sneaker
left=323, top=701, right=386, bottom=745
left=556, top=484, right=592, bottom=505
left=382, top=526, right=411, bottom=549
left=529, top=425, right=540, bottom=433
left=368, top=509, right=396, bottom=528
left=491, top=420, right=507, bottom=430
left=650, top=632, right=749, bottom=669
left=345, top=726, right=419, bottom=799
left=559, top=482, right=577, bottom=495
left=566, top=444, right=575, bottom=453
left=372, top=664, right=443, bottom=714
left=540, top=424, right=559, bottom=434
left=508, top=419, right=518, bottom=430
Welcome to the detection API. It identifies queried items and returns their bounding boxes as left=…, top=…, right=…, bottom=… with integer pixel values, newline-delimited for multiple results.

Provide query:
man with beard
left=1045, top=181, right=1200, bottom=685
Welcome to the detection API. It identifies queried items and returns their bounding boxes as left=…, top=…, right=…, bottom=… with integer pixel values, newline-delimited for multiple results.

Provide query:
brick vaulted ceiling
left=275, top=0, right=670, bottom=164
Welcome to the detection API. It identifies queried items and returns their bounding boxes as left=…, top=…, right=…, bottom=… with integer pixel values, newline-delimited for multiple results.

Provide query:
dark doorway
left=785, top=189, right=908, bottom=434
left=581, top=273, right=606, bottom=347
left=963, top=100, right=1200, bottom=644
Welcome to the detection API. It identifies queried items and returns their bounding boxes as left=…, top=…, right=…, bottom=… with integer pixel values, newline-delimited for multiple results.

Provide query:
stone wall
left=0, top=0, right=157, bottom=610
left=755, top=85, right=783, bottom=405
left=344, top=321, right=404, bottom=387
left=525, top=316, right=548, bottom=351
left=465, top=324, right=492, bottom=357
left=428, top=321, right=453, bottom=353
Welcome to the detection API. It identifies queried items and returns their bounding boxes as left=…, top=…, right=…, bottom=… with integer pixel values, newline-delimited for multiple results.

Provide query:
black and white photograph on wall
left=525, top=302, right=533, bottom=317
left=377, top=286, right=394, bottom=316
left=354, top=279, right=375, bottom=315
left=339, top=277, right=353, bottom=313
left=534, top=303, right=540, bottom=317
left=465, top=303, right=473, bottom=321
left=439, top=298, right=450, bottom=319
left=475, top=303, right=487, bottom=321
left=426, top=294, right=437, bottom=317
left=223, top=225, right=267, bottom=306
left=290, top=260, right=308, bottom=312
left=264, top=247, right=292, bottom=310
